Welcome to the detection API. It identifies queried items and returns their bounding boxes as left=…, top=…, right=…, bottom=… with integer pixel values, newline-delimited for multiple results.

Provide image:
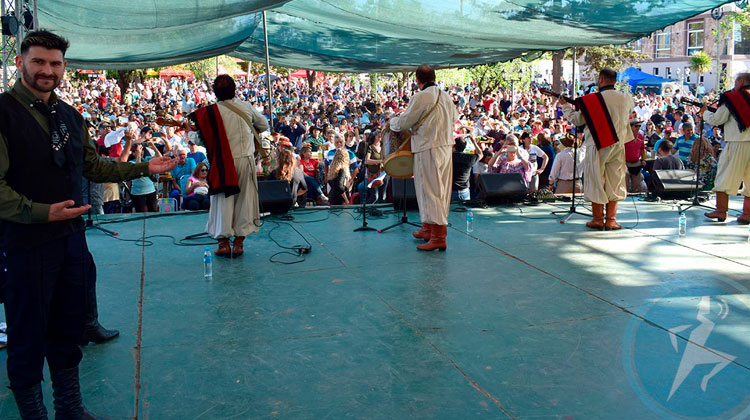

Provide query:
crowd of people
left=48, top=64, right=735, bottom=215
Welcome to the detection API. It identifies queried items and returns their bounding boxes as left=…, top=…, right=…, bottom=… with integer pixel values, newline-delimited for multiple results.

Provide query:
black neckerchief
left=599, top=85, right=615, bottom=92
left=33, top=99, right=70, bottom=167
left=421, top=82, right=437, bottom=91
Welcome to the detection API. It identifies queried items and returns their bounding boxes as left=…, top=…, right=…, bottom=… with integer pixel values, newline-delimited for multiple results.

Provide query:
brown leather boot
left=215, top=237, right=231, bottom=258
left=604, top=201, right=622, bottom=230
left=586, top=203, right=605, bottom=230
left=738, top=196, right=750, bottom=225
left=417, top=225, right=447, bottom=251
left=412, top=223, right=432, bottom=241
left=704, top=192, right=729, bottom=222
left=232, top=236, right=245, bottom=257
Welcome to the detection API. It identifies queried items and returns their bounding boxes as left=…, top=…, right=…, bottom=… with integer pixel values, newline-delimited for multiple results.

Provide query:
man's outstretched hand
left=48, top=200, right=91, bottom=222
left=148, top=156, right=177, bottom=174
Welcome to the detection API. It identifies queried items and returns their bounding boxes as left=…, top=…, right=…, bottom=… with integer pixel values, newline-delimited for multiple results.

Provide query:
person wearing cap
left=488, top=143, right=531, bottom=184
left=561, top=68, right=633, bottom=230
left=625, top=118, right=647, bottom=193
left=391, top=65, right=458, bottom=251
left=187, top=140, right=207, bottom=165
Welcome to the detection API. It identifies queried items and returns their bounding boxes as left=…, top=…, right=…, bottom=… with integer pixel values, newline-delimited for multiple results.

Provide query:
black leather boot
left=79, top=321, right=119, bottom=346
left=50, top=367, right=109, bottom=420
left=11, top=382, right=48, bottom=420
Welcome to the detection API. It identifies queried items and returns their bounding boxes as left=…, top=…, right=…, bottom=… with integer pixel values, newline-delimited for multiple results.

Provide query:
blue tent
left=618, top=67, right=672, bottom=90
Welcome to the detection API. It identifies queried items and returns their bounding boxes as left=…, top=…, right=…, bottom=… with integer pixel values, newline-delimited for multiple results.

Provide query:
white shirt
left=549, top=147, right=585, bottom=181
left=524, top=144, right=547, bottom=172
left=390, top=85, right=458, bottom=153
left=704, top=87, right=750, bottom=143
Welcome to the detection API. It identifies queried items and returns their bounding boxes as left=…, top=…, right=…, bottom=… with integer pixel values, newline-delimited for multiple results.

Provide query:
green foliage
left=436, top=68, right=472, bottom=86
left=688, top=51, right=713, bottom=75
left=576, top=45, right=647, bottom=73
left=467, top=59, right=533, bottom=96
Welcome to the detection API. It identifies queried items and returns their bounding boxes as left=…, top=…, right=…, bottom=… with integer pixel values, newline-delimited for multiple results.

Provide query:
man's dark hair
left=599, top=68, right=617, bottom=83
left=659, top=140, right=674, bottom=154
left=415, top=64, right=436, bottom=85
left=212, top=75, right=236, bottom=101
left=21, top=30, right=70, bottom=56
left=454, top=137, right=467, bottom=153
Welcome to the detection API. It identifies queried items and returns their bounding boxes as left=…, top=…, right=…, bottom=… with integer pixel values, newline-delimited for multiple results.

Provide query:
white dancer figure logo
left=666, top=296, right=736, bottom=401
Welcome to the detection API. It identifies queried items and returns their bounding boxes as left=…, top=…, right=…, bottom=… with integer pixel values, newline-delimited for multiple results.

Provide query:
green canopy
left=39, top=0, right=732, bottom=72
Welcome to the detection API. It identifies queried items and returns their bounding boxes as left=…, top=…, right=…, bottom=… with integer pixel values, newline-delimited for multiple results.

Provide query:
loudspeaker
left=258, top=180, right=293, bottom=214
left=477, top=173, right=528, bottom=203
left=391, top=178, right=419, bottom=211
left=651, top=169, right=701, bottom=199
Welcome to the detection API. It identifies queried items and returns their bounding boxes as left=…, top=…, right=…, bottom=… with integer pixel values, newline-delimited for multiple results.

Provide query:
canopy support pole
left=262, top=10, right=274, bottom=127
left=572, top=48, right=577, bottom=99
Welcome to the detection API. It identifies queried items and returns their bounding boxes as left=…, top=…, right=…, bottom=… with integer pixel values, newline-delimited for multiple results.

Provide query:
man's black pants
left=2, top=230, right=95, bottom=389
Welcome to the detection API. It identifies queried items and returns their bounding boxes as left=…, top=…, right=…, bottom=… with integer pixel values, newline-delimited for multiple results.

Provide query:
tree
left=468, top=59, right=533, bottom=97
left=712, top=3, right=750, bottom=90
left=552, top=50, right=564, bottom=91
left=688, top=51, right=713, bottom=87
left=577, top=45, right=647, bottom=74
left=305, top=70, right=318, bottom=90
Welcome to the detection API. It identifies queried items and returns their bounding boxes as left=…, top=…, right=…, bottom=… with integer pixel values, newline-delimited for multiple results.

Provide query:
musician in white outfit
left=390, top=65, right=458, bottom=251
left=702, top=73, right=750, bottom=225
left=561, top=68, right=633, bottom=230
left=188, top=75, right=269, bottom=257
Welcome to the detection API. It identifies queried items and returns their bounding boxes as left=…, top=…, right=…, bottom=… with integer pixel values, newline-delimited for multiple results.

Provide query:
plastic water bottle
left=466, top=209, right=474, bottom=233
left=678, top=212, right=687, bottom=237
left=747, top=225, right=750, bottom=244
left=203, top=247, right=213, bottom=278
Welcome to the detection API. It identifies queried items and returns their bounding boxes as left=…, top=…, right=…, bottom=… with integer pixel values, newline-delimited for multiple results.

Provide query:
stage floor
left=1, top=197, right=749, bottom=419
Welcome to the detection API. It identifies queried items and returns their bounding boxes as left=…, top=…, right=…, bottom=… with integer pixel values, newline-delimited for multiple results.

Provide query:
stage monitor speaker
left=652, top=169, right=701, bottom=199
left=477, top=173, right=528, bottom=204
left=258, top=180, right=293, bottom=214
left=391, top=178, right=419, bottom=211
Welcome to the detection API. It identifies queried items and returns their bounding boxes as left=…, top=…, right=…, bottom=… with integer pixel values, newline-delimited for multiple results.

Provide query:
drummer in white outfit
left=390, top=65, right=458, bottom=251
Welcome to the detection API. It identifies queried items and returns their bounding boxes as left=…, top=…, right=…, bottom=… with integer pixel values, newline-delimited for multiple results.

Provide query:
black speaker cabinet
left=652, top=169, right=701, bottom=199
left=258, top=180, right=293, bottom=214
left=477, top=173, right=528, bottom=203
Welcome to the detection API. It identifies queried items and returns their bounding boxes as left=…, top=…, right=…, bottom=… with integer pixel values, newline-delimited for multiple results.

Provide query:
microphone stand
left=354, top=163, right=377, bottom=232
left=551, top=136, right=590, bottom=223
left=377, top=177, right=421, bottom=233
left=677, top=114, right=713, bottom=214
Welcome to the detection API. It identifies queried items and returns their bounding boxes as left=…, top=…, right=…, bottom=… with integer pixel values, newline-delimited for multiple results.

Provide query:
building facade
left=631, top=4, right=749, bottom=92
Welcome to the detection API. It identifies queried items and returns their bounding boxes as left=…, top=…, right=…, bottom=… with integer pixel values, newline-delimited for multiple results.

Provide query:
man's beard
left=22, top=70, right=60, bottom=93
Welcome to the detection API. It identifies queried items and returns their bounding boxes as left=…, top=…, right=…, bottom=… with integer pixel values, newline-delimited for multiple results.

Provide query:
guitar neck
left=679, top=98, right=717, bottom=113
left=536, top=86, right=575, bottom=105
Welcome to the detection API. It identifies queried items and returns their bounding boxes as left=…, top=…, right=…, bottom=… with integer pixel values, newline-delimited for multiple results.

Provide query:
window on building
left=655, top=30, right=671, bottom=58
left=629, top=39, right=642, bottom=53
left=666, top=67, right=671, bottom=77
left=687, top=21, right=704, bottom=56
left=735, top=23, right=750, bottom=55
left=653, top=68, right=659, bottom=76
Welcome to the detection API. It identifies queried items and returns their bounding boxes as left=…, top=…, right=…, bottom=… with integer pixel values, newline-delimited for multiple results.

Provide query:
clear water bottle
left=203, top=247, right=213, bottom=278
left=466, top=209, right=474, bottom=233
left=678, top=212, right=687, bottom=237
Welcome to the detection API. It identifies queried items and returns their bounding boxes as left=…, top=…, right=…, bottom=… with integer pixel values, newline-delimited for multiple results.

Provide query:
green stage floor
left=1, top=197, right=749, bottom=419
